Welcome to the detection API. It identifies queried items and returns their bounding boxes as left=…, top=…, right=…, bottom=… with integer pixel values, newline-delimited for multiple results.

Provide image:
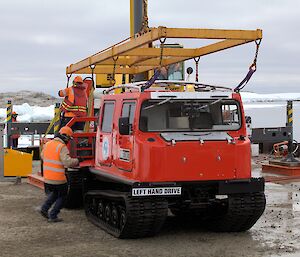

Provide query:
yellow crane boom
left=66, top=26, right=262, bottom=75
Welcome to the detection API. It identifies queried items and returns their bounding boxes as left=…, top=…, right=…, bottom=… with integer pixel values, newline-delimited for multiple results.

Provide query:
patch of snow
left=241, top=92, right=300, bottom=103
left=0, top=104, right=54, bottom=122
left=244, top=104, right=286, bottom=128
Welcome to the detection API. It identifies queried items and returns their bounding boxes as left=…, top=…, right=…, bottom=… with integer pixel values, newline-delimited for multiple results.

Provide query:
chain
left=234, top=39, right=262, bottom=92
left=193, top=57, right=200, bottom=82
left=142, top=0, right=149, bottom=34
left=90, top=65, right=95, bottom=88
left=66, top=74, right=72, bottom=88
left=253, top=39, right=262, bottom=66
left=159, top=37, right=166, bottom=67
left=111, top=56, right=119, bottom=85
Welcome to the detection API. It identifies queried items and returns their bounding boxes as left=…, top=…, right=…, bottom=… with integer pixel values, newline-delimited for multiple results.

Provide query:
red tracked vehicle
left=59, top=26, right=266, bottom=238
left=66, top=80, right=266, bottom=238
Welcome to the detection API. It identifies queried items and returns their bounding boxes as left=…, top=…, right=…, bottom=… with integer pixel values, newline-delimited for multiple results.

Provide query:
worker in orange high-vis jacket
left=58, top=76, right=87, bottom=130
left=40, top=126, right=79, bottom=222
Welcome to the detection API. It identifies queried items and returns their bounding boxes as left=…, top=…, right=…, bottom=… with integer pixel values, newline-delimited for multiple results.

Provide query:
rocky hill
left=0, top=90, right=58, bottom=108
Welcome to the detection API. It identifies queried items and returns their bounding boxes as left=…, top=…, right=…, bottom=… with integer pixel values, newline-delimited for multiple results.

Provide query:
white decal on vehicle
left=132, top=187, right=182, bottom=196
left=120, top=148, right=130, bottom=162
left=102, top=137, right=109, bottom=160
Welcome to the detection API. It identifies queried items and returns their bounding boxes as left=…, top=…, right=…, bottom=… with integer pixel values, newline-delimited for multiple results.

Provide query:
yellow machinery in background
left=4, top=149, right=33, bottom=177
left=0, top=123, right=33, bottom=179
left=96, top=74, right=129, bottom=88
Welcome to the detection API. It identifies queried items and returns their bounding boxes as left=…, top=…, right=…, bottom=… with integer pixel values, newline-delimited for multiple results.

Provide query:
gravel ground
left=1, top=162, right=300, bottom=257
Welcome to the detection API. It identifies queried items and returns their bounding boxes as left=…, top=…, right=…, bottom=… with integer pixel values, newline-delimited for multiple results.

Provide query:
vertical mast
left=130, top=0, right=148, bottom=81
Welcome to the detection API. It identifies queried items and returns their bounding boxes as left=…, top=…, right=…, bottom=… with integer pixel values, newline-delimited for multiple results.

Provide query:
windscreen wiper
left=143, top=98, right=173, bottom=110
left=183, top=132, right=211, bottom=136
left=198, top=98, right=223, bottom=110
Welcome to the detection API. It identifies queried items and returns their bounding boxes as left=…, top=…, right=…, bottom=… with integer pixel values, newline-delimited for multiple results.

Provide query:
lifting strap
left=234, top=39, right=261, bottom=92
left=43, top=110, right=61, bottom=138
left=141, top=37, right=166, bottom=91
left=43, top=71, right=72, bottom=139
left=141, top=69, right=161, bottom=92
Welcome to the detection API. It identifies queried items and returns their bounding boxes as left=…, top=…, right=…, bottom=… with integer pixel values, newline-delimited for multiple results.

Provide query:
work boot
left=40, top=210, right=49, bottom=219
left=48, top=217, right=63, bottom=223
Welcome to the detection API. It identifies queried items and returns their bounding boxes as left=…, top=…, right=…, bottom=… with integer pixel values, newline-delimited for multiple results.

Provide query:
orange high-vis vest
left=59, top=86, right=87, bottom=117
left=43, top=140, right=66, bottom=181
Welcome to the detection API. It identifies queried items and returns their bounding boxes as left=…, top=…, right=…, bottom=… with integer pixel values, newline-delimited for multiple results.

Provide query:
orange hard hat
left=12, top=111, right=18, bottom=115
left=73, top=76, right=83, bottom=84
left=59, top=126, right=73, bottom=137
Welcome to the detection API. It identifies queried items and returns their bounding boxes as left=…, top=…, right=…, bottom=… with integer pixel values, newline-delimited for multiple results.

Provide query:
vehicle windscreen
left=139, top=99, right=241, bottom=132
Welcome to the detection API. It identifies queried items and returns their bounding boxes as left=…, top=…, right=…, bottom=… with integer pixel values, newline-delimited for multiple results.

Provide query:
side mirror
left=119, top=117, right=130, bottom=135
left=186, top=67, right=193, bottom=75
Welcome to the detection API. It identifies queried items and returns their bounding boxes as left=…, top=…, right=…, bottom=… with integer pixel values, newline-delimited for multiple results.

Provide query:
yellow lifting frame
left=66, top=26, right=262, bottom=75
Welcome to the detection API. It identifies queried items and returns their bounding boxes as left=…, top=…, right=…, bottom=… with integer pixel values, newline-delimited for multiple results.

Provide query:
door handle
left=118, top=136, right=122, bottom=144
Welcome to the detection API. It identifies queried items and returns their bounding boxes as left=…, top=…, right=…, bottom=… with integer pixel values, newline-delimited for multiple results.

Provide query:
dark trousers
left=11, top=138, right=18, bottom=148
left=41, top=183, right=68, bottom=219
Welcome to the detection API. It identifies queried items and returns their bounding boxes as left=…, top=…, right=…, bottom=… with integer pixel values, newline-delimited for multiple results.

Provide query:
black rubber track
left=64, top=169, right=84, bottom=209
left=205, top=192, right=266, bottom=232
left=84, top=190, right=168, bottom=239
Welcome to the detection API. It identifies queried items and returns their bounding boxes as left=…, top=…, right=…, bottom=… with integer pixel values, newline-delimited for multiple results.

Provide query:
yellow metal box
left=4, top=149, right=33, bottom=177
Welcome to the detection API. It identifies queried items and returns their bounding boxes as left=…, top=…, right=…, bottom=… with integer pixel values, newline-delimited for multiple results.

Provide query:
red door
left=97, top=101, right=115, bottom=167
left=115, top=101, right=136, bottom=171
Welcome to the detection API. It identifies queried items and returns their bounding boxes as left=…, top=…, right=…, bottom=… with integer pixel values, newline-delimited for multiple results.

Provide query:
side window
left=101, top=102, right=115, bottom=133
left=221, top=104, right=239, bottom=124
left=94, top=108, right=100, bottom=129
left=122, top=102, right=136, bottom=127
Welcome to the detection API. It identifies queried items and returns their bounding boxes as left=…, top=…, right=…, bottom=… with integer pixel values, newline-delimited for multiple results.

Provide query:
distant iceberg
left=241, top=92, right=300, bottom=103
left=0, top=103, right=54, bottom=122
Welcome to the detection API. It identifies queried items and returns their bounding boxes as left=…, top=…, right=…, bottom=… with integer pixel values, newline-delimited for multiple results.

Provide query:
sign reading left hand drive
left=132, top=187, right=182, bottom=196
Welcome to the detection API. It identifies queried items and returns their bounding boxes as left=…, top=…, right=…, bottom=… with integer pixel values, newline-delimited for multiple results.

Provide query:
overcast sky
left=0, top=0, right=299, bottom=96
